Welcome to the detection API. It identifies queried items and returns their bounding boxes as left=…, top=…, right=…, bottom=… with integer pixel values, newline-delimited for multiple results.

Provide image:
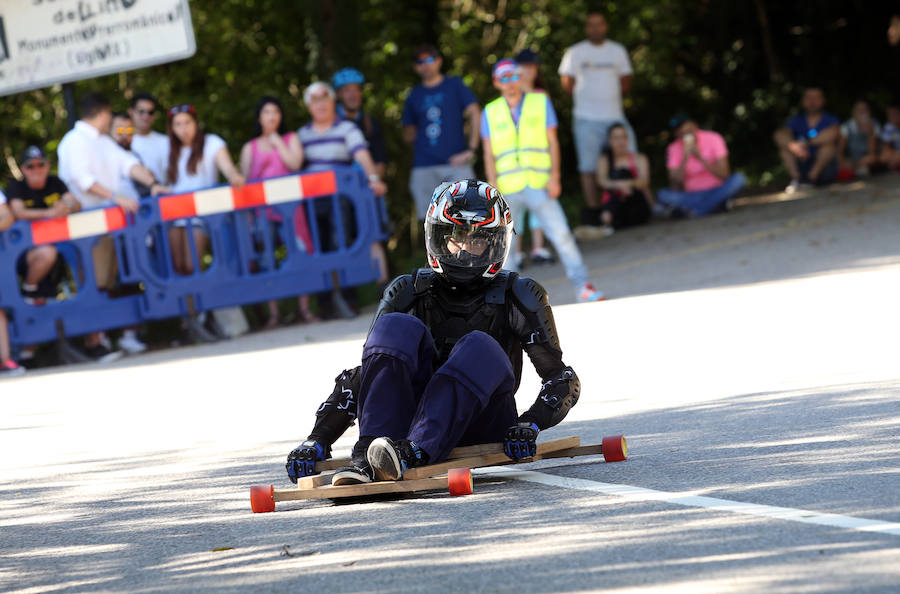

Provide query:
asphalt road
left=2, top=179, right=900, bottom=592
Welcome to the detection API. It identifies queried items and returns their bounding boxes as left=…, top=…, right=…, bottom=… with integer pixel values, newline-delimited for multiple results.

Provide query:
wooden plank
left=300, top=446, right=602, bottom=490
left=314, top=441, right=507, bottom=472
left=316, top=459, right=348, bottom=472
left=283, top=442, right=605, bottom=503
left=313, top=436, right=589, bottom=474
left=402, top=436, right=580, bottom=480
left=296, top=472, right=335, bottom=489
left=274, top=477, right=449, bottom=501
left=443, top=442, right=505, bottom=458
left=539, top=444, right=604, bottom=460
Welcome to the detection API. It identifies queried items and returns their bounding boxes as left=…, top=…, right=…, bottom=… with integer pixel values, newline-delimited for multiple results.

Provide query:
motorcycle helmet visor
left=426, top=220, right=511, bottom=270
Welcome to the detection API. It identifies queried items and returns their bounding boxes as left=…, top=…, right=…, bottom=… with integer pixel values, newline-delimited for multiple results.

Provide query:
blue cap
left=332, top=68, right=365, bottom=91
left=21, top=145, right=47, bottom=164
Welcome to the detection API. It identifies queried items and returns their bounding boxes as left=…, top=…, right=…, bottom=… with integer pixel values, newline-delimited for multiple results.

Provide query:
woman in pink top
left=657, top=114, right=745, bottom=217
left=239, top=96, right=318, bottom=327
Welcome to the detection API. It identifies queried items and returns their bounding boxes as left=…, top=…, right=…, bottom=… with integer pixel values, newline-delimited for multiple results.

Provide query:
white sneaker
left=98, top=332, right=113, bottom=350
left=784, top=179, right=813, bottom=194
left=530, top=247, right=555, bottom=265
left=118, top=332, right=148, bottom=354
left=574, top=225, right=614, bottom=241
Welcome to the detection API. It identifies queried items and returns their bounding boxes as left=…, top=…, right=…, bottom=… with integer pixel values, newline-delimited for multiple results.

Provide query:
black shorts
left=16, top=250, right=65, bottom=298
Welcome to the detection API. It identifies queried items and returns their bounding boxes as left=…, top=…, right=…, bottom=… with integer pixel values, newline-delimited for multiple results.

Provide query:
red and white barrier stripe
left=27, top=170, right=339, bottom=246
left=31, top=207, right=127, bottom=246
left=158, top=170, right=337, bottom=222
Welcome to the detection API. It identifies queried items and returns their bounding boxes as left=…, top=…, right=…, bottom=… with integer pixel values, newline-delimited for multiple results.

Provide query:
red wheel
left=601, top=435, right=628, bottom=462
left=447, top=468, right=473, bottom=496
left=250, top=485, right=275, bottom=513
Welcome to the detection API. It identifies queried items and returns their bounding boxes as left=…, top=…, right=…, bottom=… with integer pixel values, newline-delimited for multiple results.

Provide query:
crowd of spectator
left=2, top=8, right=899, bottom=377
left=776, top=88, right=900, bottom=192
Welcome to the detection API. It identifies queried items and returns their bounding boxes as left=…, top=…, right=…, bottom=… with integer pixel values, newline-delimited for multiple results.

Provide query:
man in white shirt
left=559, top=11, right=635, bottom=237
left=57, top=92, right=165, bottom=362
left=128, top=92, right=170, bottom=183
left=58, top=93, right=163, bottom=212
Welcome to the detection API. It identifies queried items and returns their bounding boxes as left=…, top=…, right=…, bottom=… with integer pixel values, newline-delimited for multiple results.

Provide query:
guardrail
left=0, top=166, right=388, bottom=349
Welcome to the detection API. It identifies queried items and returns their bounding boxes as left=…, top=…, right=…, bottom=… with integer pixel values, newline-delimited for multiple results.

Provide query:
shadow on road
left=2, top=379, right=898, bottom=592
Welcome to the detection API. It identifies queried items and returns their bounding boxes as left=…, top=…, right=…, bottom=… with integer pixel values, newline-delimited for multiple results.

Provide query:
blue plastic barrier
left=0, top=167, right=387, bottom=349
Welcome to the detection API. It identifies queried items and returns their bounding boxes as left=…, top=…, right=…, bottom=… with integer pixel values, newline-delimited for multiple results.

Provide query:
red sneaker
left=0, top=359, right=25, bottom=377
left=577, top=283, right=606, bottom=303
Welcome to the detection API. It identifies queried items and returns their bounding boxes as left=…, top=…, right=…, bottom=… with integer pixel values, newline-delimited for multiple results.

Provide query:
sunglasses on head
left=23, top=160, right=47, bottom=170
left=416, top=55, right=437, bottom=65
left=168, top=104, right=196, bottom=117
left=135, top=108, right=156, bottom=116
left=499, top=74, right=520, bottom=84
left=115, top=126, right=134, bottom=135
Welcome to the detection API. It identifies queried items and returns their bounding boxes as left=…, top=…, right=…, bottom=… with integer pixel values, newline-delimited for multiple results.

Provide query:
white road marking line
left=473, top=467, right=900, bottom=536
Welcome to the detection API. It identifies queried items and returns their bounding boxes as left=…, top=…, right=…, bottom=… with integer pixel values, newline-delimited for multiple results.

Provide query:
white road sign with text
left=0, top=0, right=196, bottom=96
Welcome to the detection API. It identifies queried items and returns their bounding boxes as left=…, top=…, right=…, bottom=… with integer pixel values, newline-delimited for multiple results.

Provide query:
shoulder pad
left=413, top=268, right=435, bottom=294
left=381, top=274, right=416, bottom=312
left=510, top=276, right=550, bottom=312
left=485, top=270, right=515, bottom=304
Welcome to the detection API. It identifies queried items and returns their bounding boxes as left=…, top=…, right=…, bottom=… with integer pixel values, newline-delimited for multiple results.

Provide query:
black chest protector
left=412, top=269, right=524, bottom=386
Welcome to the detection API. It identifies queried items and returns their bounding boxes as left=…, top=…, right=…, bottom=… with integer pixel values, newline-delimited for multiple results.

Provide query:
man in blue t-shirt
left=402, top=44, right=481, bottom=220
left=773, top=87, right=840, bottom=193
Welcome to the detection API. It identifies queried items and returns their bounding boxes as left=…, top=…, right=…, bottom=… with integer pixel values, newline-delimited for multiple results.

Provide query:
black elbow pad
left=308, top=367, right=360, bottom=445
left=520, top=367, right=580, bottom=430
left=510, top=276, right=562, bottom=352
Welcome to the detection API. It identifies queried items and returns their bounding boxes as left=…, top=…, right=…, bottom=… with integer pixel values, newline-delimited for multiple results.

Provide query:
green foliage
left=2, top=0, right=897, bottom=268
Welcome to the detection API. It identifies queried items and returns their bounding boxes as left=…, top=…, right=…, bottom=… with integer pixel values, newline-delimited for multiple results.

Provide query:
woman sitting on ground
left=595, top=123, right=653, bottom=234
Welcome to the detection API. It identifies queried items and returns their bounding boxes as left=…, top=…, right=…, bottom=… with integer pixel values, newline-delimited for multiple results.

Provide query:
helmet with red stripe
left=424, top=179, right=513, bottom=284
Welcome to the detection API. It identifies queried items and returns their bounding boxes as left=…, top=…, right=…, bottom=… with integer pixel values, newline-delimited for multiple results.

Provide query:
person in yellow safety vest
left=481, top=58, right=605, bottom=303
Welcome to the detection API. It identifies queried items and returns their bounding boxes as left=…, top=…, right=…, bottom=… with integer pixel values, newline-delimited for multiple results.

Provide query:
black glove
left=285, top=440, right=328, bottom=483
left=504, top=422, right=540, bottom=460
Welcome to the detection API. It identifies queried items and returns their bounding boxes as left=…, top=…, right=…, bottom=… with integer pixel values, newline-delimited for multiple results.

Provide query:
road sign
left=0, top=0, right=196, bottom=97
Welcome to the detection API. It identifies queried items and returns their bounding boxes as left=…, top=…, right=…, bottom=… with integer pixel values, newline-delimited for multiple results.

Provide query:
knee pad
left=448, top=331, right=506, bottom=365
left=364, top=313, right=435, bottom=368
left=440, top=331, right=514, bottom=399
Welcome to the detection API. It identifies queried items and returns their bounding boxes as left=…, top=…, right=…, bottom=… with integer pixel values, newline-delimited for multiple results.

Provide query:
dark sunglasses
left=168, top=104, right=196, bottom=117
left=135, top=108, right=156, bottom=116
left=23, top=160, right=48, bottom=170
left=416, top=55, right=437, bottom=65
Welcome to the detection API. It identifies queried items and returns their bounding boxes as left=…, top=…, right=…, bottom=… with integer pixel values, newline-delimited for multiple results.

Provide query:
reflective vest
left=484, top=92, right=551, bottom=194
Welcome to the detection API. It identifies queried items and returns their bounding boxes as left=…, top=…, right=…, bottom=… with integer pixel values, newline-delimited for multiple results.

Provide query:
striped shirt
left=298, top=120, right=367, bottom=171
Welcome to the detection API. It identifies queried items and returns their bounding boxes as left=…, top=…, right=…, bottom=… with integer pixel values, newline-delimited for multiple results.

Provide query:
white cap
left=303, top=81, right=336, bottom=105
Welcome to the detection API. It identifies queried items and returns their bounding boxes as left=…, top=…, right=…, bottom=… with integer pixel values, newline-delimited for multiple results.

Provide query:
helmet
left=424, top=179, right=513, bottom=284
left=332, top=68, right=365, bottom=91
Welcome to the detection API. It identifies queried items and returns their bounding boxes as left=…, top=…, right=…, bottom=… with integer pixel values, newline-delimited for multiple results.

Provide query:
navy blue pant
left=358, top=313, right=518, bottom=462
